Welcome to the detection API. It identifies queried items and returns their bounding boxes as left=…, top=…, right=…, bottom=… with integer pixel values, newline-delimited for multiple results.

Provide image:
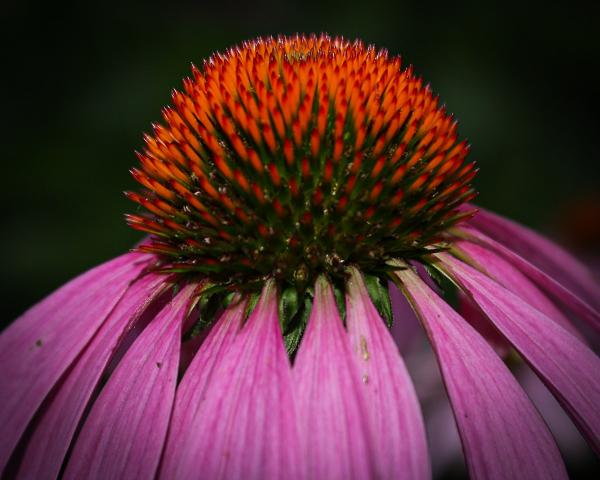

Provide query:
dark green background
left=1, top=1, right=599, bottom=477
left=3, top=0, right=599, bottom=319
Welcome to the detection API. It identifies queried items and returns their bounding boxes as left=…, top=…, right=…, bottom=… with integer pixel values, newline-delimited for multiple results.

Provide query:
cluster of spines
left=126, top=34, right=476, bottom=288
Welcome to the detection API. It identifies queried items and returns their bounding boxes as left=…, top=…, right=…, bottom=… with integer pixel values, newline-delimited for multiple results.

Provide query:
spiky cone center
left=127, top=34, right=476, bottom=294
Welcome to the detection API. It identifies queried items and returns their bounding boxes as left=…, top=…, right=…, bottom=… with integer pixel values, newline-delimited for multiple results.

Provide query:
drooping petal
left=463, top=204, right=600, bottom=309
left=460, top=225, right=600, bottom=332
left=294, top=277, right=380, bottom=479
left=63, top=283, right=195, bottom=480
left=159, top=297, right=247, bottom=479
left=456, top=291, right=510, bottom=356
left=440, top=253, right=600, bottom=454
left=17, top=272, right=167, bottom=480
left=163, top=281, right=302, bottom=480
left=456, top=240, right=579, bottom=337
left=0, top=252, right=153, bottom=472
left=468, top=205, right=600, bottom=310
left=396, top=264, right=567, bottom=480
left=346, top=268, right=430, bottom=479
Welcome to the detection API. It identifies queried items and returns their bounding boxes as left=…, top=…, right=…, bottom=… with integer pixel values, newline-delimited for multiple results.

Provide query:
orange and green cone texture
left=126, top=34, right=476, bottom=294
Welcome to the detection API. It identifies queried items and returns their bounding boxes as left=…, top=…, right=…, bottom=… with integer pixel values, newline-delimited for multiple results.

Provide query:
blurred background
left=1, top=0, right=599, bottom=477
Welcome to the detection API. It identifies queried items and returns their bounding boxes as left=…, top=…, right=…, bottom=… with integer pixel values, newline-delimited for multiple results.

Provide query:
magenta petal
left=456, top=291, right=510, bottom=356
left=294, top=277, right=380, bottom=479
left=397, top=266, right=567, bottom=480
left=464, top=204, right=600, bottom=309
left=63, top=283, right=194, bottom=480
left=162, top=282, right=302, bottom=480
left=460, top=225, right=600, bottom=332
left=346, top=269, right=430, bottom=479
left=440, top=253, right=600, bottom=454
left=17, top=272, right=166, bottom=479
left=457, top=240, right=579, bottom=337
left=0, top=252, right=152, bottom=472
left=159, top=298, right=246, bottom=478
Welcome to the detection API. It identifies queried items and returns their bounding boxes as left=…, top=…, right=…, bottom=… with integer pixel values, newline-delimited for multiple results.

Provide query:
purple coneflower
left=1, top=34, right=599, bottom=479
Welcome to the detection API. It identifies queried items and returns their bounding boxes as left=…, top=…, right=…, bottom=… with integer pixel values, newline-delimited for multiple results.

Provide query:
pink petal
left=463, top=204, right=600, bottom=309
left=294, top=277, right=380, bottom=479
left=440, top=253, right=600, bottom=454
left=163, top=282, right=302, bottom=480
left=459, top=225, right=600, bottom=332
left=457, top=240, right=579, bottom=337
left=159, top=297, right=247, bottom=478
left=17, top=272, right=167, bottom=479
left=396, top=265, right=567, bottom=480
left=0, top=252, right=152, bottom=472
left=346, top=268, right=430, bottom=479
left=456, top=291, right=510, bottom=356
left=63, top=283, right=195, bottom=480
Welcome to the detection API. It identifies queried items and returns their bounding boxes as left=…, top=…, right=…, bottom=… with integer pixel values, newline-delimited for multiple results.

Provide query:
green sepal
left=184, top=283, right=234, bottom=340
left=244, top=291, right=261, bottom=320
left=422, top=261, right=459, bottom=308
left=184, top=293, right=216, bottom=340
left=363, top=273, right=393, bottom=327
left=281, top=287, right=313, bottom=358
left=278, top=286, right=300, bottom=332
left=283, top=295, right=311, bottom=357
left=198, top=292, right=224, bottom=327
left=223, top=291, right=237, bottom=307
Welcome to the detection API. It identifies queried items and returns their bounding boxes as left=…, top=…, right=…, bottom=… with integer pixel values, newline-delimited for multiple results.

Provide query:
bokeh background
left=2, top=0, right=599, bottom=477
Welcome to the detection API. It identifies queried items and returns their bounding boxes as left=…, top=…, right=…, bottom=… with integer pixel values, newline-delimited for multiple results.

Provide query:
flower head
left=1, top=34, right=599, bottom=480
left=126, top=35, right=474, bottom=288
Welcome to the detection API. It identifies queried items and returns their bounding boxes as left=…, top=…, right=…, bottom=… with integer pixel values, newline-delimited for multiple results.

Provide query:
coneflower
left=1, top=34, right=598, bottom=480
